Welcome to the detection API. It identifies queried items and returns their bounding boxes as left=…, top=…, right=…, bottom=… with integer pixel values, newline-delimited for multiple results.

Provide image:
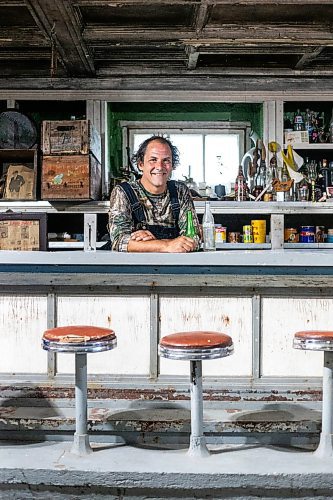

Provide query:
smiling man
left=109, top=136, right=200, bottom=252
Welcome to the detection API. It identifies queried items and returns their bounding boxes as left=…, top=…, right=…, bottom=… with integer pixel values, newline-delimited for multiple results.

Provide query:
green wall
left=108, top=102, right=263, bottom=178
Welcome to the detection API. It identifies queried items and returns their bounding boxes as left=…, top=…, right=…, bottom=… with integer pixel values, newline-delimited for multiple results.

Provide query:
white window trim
left=120, top=120, right=252, bottom=169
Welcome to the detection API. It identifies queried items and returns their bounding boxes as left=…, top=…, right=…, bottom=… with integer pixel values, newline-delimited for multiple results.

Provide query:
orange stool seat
left=42, top=325, right=116, bottom=353
left=159, top=331, right=233, bottom=360
left=159, top=331, right=234, bottom=457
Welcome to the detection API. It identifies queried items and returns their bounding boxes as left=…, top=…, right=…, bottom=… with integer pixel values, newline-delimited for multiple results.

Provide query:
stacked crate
left=41, top=120, right=102, bottom=200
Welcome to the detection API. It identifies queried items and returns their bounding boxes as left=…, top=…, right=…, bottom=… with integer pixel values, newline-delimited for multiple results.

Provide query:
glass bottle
left=293, top=109, right=304, bottom=131
left=296, top=177, right=310, bottom=201
left=234, top=165, right=248, bottom=202
left=329, top=108, right=333, bottom=143
left=185, top=210, right=197, bottom=239
left=202, top=201, right=216, bottom=251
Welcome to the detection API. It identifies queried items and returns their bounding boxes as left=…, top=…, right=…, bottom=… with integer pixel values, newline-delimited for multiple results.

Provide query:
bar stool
left=42, top=325, right=117, bottom=456
left=159, top=330, right=234, bottom=457
left=293, top=330, right=333, bottom=458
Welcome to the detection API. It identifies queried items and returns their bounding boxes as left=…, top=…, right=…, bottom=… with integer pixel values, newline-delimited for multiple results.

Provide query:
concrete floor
left=1, top=439, right=333, bottom=499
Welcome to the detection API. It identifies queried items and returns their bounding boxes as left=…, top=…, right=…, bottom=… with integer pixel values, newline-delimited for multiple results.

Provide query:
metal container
left=299, top=225, right=315, bottom=243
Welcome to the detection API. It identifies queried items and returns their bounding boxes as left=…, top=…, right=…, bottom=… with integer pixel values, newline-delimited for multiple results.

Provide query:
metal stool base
left=71, top=433, right=93, bottom=456
left=314, top=434, right=333, bottom=458
left=188, top=436, right=210, bottom=457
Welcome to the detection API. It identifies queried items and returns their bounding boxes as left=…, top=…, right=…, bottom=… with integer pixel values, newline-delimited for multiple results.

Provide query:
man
left=109, top=136, right=200, bottom=252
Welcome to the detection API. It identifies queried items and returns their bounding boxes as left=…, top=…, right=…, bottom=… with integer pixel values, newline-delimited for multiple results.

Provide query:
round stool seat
left=293, top=330, right=333, bottom=351
left=159, top=331, right=233, bottom=360
left=42, top=325, right=116, bottom=353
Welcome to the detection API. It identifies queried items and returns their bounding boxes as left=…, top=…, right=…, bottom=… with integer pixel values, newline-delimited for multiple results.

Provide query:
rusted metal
left=0, top=385, right=323, bottom=402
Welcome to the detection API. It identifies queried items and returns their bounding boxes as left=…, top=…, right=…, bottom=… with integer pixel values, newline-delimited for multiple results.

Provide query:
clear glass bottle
left=202, top=201, right=216, bottom=251
left=293, top=109, right=304, bottom=131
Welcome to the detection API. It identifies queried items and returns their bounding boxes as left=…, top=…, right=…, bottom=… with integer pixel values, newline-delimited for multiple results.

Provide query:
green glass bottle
left=185, top=210, right=197, bottom=238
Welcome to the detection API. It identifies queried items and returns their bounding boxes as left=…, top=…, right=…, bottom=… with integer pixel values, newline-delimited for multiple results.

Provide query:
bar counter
left=0, top=249, right=332, bottom=290
left=0, top=248, right=332, bottom=397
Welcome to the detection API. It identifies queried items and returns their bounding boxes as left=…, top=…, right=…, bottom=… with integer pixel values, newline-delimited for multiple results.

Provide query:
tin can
left=299, top=225, right=315, bottom=243
left=228, top=231, right=241, bottom=243
left=243, top=225, right=253, bottom=243
left=263, top=193, right=273, bottom=202
left=251, top=219, right=266, bottom=243
left=327, top=229, right=333, bottom=243
left=316, top=226, right=325, bottom=243
left=284, top=227, right=299, bottom=243
left=215, top=225, right=227, bottom=243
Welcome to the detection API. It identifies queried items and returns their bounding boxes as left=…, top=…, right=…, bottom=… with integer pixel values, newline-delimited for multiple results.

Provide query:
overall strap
left=167, top=180, right=180, bottom=222
left=120, top=182, right=146, bottom=223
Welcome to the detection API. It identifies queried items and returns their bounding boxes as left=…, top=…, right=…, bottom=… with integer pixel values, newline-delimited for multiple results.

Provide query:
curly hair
left=131, top=135, right=180, bottom=170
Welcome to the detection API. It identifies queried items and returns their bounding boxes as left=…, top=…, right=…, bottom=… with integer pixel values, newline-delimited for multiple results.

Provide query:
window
left=122, top=121, right=250, bottom=194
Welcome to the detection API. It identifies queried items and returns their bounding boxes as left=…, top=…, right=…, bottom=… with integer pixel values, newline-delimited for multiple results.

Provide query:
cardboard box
left=41, top=154, right=101, bottom=201
left=284, top=130, right=309, bottom=145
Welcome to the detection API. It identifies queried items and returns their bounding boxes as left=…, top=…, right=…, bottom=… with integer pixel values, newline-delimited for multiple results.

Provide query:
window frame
left=121, top=120, right=251, bottom=183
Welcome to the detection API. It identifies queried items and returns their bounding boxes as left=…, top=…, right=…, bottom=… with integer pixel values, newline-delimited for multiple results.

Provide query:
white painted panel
left=262, top=298, right=328, bottom=377
left=56, top=296, right=150, bottom=375
left=0, top=295, right=47, bottom=373
left=159, top=297, right=252, bottom=376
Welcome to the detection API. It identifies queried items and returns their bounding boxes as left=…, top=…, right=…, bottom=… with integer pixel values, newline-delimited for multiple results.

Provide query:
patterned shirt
left=109, top=180, right=200, bottom=251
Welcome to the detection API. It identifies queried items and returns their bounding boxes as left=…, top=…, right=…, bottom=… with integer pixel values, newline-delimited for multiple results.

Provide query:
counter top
left=0, top=249, right=331, bottom=269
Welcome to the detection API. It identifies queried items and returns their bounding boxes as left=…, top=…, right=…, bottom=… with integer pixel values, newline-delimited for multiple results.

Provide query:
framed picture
left=0, top=150, right=38, bottom=201
left=0, top=213, right=47, bottom=251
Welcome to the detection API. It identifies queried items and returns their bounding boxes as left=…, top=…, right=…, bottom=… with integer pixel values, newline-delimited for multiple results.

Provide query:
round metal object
left=0, top=110, right=37, bottom=149
left=293, top=337, right=333, bottom=352
left=42, top=336, right=117, bottom=353
left=158, top=343, right=234, bottom=361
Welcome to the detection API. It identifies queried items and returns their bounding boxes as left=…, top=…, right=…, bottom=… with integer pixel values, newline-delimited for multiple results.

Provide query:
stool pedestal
left=42, top=325, right=116, bottom=457
left=72, top=353, right=92, bottom=455
left=159, top=330, right=233, bottom=458
left=189, top=360, right=210, bottom=457
left=315, top=351, right=333, bottom=458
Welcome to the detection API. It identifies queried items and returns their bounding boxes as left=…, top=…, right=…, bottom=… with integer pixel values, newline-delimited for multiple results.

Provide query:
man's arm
left=109, top=185, right=134, bottom=251
left=128, top=235, right=196, bottom=253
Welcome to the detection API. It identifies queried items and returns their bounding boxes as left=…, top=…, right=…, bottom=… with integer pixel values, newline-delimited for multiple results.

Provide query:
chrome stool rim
left=158, top=343, right=234, bottom=361
left=42, top=337, right=117, bottom=353
left=293, top=338, right=333, bottom=352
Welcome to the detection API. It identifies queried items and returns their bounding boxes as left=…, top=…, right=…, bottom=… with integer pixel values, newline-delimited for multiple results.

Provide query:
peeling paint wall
left=0, top=295, right=48, bottom=373
left=159, top=297, right=252, bottom=377
left=261, top=298, right=328, bottom=377
left=56, top=296, right=151, bottom=375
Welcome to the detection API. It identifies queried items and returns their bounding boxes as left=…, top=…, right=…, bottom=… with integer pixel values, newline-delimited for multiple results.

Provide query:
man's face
left=138, top=140, right=173, bottom=194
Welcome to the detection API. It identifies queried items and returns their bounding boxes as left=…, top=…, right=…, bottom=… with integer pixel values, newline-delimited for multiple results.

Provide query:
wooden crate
left=42, top=120, right=101, bottom=163
left=0, top=149, right=37, bottom=200
left=41, top=154, right=101, bottom=201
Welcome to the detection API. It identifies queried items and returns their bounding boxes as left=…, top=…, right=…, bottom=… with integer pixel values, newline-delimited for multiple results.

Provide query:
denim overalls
left=120, top=180, right=181, bottom=239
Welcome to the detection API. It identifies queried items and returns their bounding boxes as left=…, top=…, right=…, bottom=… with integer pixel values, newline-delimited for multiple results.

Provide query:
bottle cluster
left=284, top=107, right=333, bottom=143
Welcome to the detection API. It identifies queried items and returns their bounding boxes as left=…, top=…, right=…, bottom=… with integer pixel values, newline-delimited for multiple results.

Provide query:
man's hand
left=130, top=230, right=156, bottom=242
left=164, top=236, right=197, bottom=253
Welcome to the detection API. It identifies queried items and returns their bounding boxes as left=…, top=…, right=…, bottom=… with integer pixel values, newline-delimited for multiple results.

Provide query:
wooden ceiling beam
left=75, top=0, right=333, bottom=5
left=192, top=2, right=211, bottom=34
left=1, top=76, right=333, bottom=93
left=295, top=46, right=325, bottom=69
left=0, top=27, right=48, bottom=46
left=186, top=46, right=199, bottom=69
left=26, top=0, right=95, bottom=76
left=84, top=25, right=333, bottom=45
